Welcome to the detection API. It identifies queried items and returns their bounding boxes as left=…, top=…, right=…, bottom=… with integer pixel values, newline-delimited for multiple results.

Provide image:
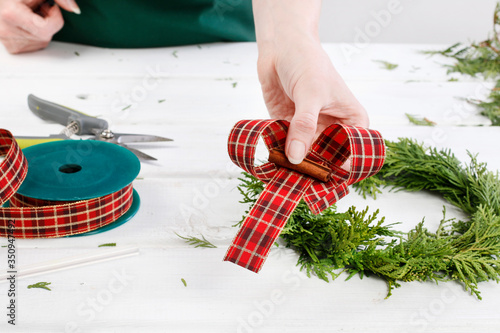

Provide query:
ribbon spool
left=224, top=120, right=386, bottom=273
left=0, top=129, right=140, bottom=238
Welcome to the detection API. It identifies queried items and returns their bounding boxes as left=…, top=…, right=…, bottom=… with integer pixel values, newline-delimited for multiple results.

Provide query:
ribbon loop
left=224, top=120, right=385, bottom=272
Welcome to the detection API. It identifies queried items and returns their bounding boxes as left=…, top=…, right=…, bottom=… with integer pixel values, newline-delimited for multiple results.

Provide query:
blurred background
left=319, top=0, right=497, bottom=43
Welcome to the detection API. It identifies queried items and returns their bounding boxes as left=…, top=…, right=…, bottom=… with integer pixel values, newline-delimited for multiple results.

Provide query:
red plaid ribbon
left=224, top=120, right=386, bottom=273
left=0, top=129, right=134, bottom=238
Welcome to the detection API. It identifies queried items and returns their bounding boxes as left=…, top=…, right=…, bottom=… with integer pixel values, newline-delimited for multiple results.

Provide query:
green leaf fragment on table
left=172, top=50, right=178, bottom=58
left=405, top=113, right=436, bottom=126
left=373, top=60, right=399, bottom=70
left=98, top=243, right=116, bottom=247
left=232, top=82, right=238, bottom=88
left=28, top=282, right=51, bottom=291
left=74, top=51, right=80, bottom=56
left=181, top=278, right=187, bottom=287
left=176, top=234, right=217, bottom=248
left=122, top=105, right=131, bottom=111
left=158, top=99, right=166, bottom=103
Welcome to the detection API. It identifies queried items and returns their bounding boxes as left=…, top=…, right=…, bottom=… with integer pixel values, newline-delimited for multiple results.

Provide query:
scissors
left=16, top=94, right=172, bottom=161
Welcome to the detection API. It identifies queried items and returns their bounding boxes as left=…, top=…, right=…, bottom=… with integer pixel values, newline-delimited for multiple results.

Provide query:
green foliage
left=373, top=60, right=399, bottom=70
left=405, top=113, right=436, bottom=126
left=355, top=139, right=500, bottom=217
left=98, top=243, right=116, bottom=247
left=238, top=138, right=500, bottom=299
left=27, top=282, right=51, bottom=291
left=176, top=233, right=217, bottom=248
left=468, top=81, right=500, bottom=126
left=423, top=3, right=500, bottom=125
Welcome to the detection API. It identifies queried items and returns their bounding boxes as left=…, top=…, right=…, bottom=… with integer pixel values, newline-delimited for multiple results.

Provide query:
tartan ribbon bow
left=0, top=129, right=134, bottom=238
left=223, top=119, right=386, bottom=273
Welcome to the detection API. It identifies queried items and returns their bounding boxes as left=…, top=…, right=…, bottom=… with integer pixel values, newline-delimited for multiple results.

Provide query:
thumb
left=285, top=102, right=320, bottom=165
left=53, top=0, right=80, bottom=14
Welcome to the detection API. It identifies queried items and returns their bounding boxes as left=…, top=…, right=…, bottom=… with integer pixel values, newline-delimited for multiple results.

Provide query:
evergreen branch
left=237, top=137, right=500, bottom=299
left=176, top=233, right=217, bottom=248
left=422, top=2, right=500, bottom=125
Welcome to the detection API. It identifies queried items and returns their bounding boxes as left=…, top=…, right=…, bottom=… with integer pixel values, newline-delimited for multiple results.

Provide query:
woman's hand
left=0, top=0, right=79, bottom=54
left=253, top=0, right=368, bottom=164
left=258, top=39, right=368, bottom=164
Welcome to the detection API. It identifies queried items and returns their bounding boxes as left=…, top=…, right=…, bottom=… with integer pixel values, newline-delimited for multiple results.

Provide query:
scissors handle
left=27, top=94, right=108, bottom=136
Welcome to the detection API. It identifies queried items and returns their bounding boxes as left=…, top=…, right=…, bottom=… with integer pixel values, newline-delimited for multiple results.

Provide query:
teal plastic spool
left=15, top=140, right=141, bottom=236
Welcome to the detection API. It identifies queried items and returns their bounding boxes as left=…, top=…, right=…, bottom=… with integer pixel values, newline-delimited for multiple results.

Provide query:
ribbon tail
left=224, top=169, right=313, bottom=273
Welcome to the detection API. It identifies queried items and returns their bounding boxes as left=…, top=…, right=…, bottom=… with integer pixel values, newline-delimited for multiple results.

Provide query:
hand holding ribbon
left=224, top=120, right=385, bottom=273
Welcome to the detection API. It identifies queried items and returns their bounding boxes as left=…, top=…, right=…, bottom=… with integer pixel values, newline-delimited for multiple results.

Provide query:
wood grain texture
left=0, top=42, right=498, bottom=332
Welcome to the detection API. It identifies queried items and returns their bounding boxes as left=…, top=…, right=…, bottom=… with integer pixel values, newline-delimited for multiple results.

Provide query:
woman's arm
left=253, top=0, right=368, bottom=164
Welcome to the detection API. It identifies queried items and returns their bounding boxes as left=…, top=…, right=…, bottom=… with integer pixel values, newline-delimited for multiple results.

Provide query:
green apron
left=54, top=0, right=255, bottom=48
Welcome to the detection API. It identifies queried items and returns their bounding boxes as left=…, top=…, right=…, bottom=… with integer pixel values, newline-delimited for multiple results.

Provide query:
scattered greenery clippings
left=74, top=51, right=80, bottom=56
left=423, top=3, right=500, bottom=125
left=76, top=94, right=89, bottom=100
left=172, top=50, right=178, bottom=58
left=176, top=234, right=217, bottom=248
left=158, top=99, right=166, bottom=104
left=98, top=243, right=116, bottom=247
left=237, top=138, right=500, bottom=299
left=28, top=282, right=51, bottom=291
left=373, top=60, right=399, bottom=70
left=232, top=82, right=238, bottom=88
left=122, top=105, right=132, bottom=111
left=405, top=113, right=436, bottom=126
left=181, top=278, right=187, bottom=287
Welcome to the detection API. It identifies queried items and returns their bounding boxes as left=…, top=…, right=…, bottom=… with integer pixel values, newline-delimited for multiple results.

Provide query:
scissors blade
left=112, top=133, right=173, bottom=144
left=118, top=144, right=157, bottom=161
left=14, top=135, right=157, bottom=161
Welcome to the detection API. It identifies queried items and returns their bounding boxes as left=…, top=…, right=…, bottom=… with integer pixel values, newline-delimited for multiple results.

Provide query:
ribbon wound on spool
left=0, top=129, right=135, bottom=238
left=223, top=120, right=386, bottom=273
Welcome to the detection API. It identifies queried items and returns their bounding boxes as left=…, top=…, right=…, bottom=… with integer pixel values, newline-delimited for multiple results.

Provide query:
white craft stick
left=0, top=246, right=139, bottom=281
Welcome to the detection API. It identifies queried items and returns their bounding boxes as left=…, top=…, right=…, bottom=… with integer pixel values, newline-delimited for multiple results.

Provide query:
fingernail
left=287, top=140, right=306, bottom=165
left=67, top=0, right=81, bottom=14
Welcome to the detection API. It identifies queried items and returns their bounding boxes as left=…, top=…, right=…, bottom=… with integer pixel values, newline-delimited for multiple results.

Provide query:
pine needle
left=373, top=60, right=399, bottom=70
left=98, top=243, right=116, bottom=247
left=27, top=282, right=51, bottom=291
left=405, top=113, right=436, bottom=126
left=176, top=233, right=217, bottom=248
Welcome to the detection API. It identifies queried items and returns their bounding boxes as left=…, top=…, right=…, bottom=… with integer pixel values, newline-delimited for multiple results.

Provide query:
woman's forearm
left=252, top=0, right=321, bottom=51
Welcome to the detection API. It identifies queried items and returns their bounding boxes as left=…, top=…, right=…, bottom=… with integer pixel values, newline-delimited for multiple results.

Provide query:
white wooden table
left=0, top=42, right=499, bottom=333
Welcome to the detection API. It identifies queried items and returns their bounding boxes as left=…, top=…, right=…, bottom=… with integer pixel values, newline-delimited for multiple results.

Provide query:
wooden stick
left=268, top=149, right=331, bottom=182
left=0, top=246, right=139, bottom=281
